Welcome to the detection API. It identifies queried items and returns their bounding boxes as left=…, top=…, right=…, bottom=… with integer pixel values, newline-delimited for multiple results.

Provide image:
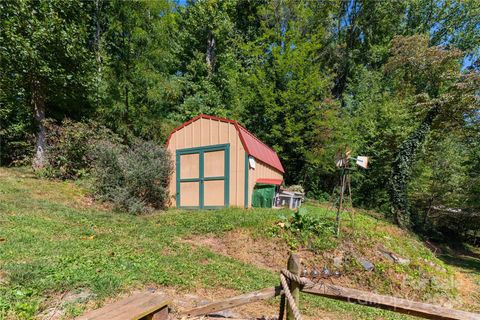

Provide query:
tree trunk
left=206, top=31, right=216, bottom=75
left=390, top=106, right=439, bottom=229
left=31, top=79, right=46, bottom=170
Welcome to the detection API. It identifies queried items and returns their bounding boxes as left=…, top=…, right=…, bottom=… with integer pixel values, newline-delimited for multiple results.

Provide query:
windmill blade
left=335, top=150, right=344, bottom=167
left=335, top=146, right=352, bottom=167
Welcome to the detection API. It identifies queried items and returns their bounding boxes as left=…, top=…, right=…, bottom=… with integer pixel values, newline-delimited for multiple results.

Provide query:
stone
left=396, top=256, right=410, bottom=265
left=379, top=250, right=395, bottom=262
left=358, top=258, right=374, bottom=271
left=333, top=256, right=343, bottom=268
left=378, top=247, right=410, bottom=265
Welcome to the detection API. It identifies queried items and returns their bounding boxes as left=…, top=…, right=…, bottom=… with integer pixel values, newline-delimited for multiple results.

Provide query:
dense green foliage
left=1, top=0, right=479, bottom=237
left=91, top=140, right=173, bottom=214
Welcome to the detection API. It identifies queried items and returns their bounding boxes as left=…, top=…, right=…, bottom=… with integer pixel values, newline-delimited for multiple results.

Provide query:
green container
left=251, top=184, right=276, bottom=208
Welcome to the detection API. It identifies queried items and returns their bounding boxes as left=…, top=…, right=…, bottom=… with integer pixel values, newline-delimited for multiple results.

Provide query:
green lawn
left=0, top=167, right=468, bottom=319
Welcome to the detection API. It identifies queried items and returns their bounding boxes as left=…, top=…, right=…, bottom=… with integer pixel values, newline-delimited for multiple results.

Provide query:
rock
left=378, top=247, right=410, bottom=265
left=333, top=256, right=343, bottom=268
left=358, top=259, right=374, bottom=271
left=396, top=256, right=410, bottom=265
left=379, top=250, right=396, bottom=262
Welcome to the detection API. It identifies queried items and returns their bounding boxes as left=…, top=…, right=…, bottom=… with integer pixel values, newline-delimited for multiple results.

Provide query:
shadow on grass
left=437, top=244, right=480, bottom=274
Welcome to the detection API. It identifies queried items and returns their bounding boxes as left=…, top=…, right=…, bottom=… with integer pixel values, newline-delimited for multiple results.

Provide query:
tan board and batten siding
left=167, top=116, right=284, bottom=208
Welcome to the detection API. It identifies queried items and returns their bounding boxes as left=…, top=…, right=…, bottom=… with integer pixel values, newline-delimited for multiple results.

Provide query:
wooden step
left=76, top=291, right=170, bottom=320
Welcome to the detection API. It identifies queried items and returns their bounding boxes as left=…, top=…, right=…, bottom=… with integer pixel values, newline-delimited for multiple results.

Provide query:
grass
left=0, top=167, right=474, bottom=319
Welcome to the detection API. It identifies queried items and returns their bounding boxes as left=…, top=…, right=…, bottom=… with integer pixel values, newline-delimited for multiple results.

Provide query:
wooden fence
left=182, top=254, right=480, bottom=320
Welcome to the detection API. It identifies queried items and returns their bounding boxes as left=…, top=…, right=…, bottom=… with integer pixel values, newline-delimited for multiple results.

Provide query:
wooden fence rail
left=302, top=285, right=479, bottom=320
left=181, top=286, right=282, bottom=318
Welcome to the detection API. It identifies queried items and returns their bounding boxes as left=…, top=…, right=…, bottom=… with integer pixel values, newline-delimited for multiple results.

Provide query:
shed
left=166, top=115, right=284, bottom=209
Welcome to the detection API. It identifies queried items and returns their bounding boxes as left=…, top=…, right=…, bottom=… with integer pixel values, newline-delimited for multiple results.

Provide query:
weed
left=274, top=207, right=337, bottom=252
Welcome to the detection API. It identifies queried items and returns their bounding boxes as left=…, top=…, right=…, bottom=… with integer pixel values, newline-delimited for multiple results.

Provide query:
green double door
left=176, top=144, right=230, bottom=209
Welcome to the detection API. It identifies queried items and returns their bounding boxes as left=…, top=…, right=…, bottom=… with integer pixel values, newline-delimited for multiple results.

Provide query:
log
left=181, top=286, right=283, bottom=317
left=302, top=285, right=480, bottom=320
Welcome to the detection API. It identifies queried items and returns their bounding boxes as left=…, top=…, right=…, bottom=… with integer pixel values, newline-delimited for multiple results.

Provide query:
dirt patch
left=39, top=288, right=95, bottom=320
left=0, top=271, right=8, bottom=285
left=181, top=229, right=290, bottom=271
left=454, top=272, right=480, bottom=312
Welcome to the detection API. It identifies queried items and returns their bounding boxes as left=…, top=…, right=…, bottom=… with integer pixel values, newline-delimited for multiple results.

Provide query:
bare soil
left=181, top=229, right=290, bottom=272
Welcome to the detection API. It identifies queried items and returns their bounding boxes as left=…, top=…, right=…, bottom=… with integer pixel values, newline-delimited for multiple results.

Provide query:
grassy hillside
left=0, top=167, right=478, bottom=319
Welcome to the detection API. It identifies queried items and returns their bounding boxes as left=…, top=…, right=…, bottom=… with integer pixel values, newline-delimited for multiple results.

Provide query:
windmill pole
left=335, top=164, right=346, bottom=237
left=346, top=172, right=355, bottom=233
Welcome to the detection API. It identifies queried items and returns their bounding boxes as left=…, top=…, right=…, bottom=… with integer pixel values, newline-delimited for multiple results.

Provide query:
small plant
left=91, top=139, right=173, bottom=214
left=276, top=207, right=337, bottom=252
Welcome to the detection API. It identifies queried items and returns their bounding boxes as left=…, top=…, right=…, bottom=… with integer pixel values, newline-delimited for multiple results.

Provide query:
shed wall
left=167, top=118, right=246, bottom=207
left=247, top=160, right=283, bottom=207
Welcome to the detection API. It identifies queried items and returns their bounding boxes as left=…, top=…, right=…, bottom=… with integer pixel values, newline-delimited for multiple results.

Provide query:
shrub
left=274, top=207, right=337, bottom=252
left=91, top=139, right=173, bottom=214
left=42, top=119, right=120, bottom=179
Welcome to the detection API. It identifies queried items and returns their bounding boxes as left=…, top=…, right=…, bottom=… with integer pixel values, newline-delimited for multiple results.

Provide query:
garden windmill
left=332, top=146, right=369, bottom=236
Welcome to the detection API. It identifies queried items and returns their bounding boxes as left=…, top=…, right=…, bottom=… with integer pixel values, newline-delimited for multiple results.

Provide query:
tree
left=0, top=1, right=94, bottom=169
left=95, top=0, right=180, bottom=142
left=240, top=0, right=338, bottom=188
left=173, top=0, right=244, bottom=121
left=386, top=35, right=479, bottom=228
left=343, top=67, right=415, bottom=212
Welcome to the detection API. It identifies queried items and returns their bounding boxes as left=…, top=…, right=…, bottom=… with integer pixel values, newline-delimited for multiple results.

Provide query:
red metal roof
left=256, top=178, right=283, bottom=185
left=236, top=125, right=284, bottom=173
left=166, top=114, right=285, bottom=174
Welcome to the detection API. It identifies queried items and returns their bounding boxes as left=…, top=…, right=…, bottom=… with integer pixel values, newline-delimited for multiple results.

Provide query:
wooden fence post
left=286, top=253, right=301, bottom=320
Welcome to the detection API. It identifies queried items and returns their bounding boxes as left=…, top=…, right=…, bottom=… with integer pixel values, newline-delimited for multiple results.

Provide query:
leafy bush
left=91, top=140, right=173, bottom=214
left=273, top=207, right=337, bottom=252
left=42, top=119, right=120, bottom=179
